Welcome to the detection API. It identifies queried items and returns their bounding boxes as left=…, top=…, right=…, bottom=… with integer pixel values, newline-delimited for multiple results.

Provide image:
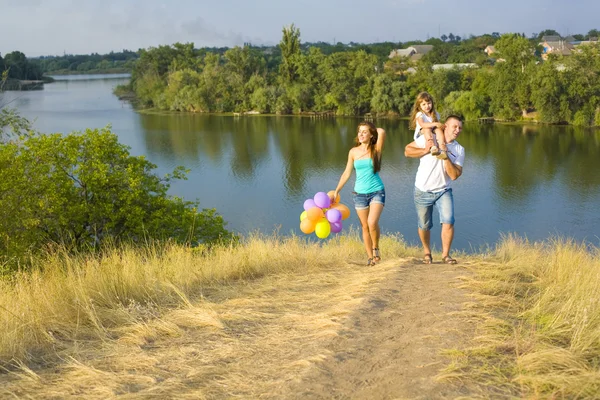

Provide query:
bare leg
left=418, top=227, right=432, bottom=256
left=356, top=208, right=374, bottom=260
left=423, top=129, right=439, bottom=155
left=367, top=203, right=384, bottom=261
left=441, top=223, right=454, bottom=258
left=434, top=127, right=446, bottom=151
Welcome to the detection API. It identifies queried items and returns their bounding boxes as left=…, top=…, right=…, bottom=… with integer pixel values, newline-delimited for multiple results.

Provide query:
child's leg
left=433, top=127, right=448, bottom=159
left=424, top=129, right=439, bottom=155
left=434, top=127, right=446, bottom=150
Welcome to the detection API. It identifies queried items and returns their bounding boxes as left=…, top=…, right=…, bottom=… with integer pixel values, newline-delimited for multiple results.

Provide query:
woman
left=332, top=121, right=386, bottom=266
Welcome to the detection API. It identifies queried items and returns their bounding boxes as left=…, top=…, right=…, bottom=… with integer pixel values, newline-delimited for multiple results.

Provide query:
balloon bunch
left=300, top=191, right=351, bottom=239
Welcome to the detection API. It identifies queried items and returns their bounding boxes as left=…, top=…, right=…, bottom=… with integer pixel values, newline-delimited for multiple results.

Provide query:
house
left=405, top=63, right=478, bottom=74
left=432, top=63, right=478, bottom=70
left=574, top=38, right=599, bottom=47
left=541, top=35, right=562, bottom=43
left=484, top=45, right=496, bottom=56
left=388, top=45, right=434, bottom=62
left=540, top=40, right=574, bottom=59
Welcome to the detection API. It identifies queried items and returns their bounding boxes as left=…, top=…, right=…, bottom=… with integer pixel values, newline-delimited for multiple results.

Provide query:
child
left=409, top=91, right=447, bottom=159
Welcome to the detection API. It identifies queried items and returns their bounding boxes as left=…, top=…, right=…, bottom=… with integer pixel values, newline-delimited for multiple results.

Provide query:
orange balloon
left=300, top=217, right=317, bottom=234
left=327, top=190, right=341, bottom=204
left=332, top=203, right=351, bottom=220
left=307, top=206, right=324, bottom=221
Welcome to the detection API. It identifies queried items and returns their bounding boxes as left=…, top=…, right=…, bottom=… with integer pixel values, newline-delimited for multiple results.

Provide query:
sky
left=1, top=0, right=599, bottom=57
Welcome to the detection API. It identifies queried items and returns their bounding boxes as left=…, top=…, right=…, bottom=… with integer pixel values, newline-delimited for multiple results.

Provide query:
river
left=2, top=74, right=599, bottom=252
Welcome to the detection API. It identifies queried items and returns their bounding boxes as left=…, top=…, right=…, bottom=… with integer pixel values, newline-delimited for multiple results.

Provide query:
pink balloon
left=303, top=198, right=317, bottom=211
left=313, top=192, right=331, bottom=209
left=326, top=208, right=342, bottom=223
left=330, top=221, right=343, bottom=233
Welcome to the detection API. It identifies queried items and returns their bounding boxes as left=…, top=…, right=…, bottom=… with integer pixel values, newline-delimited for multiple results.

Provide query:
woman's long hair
left=409, top=91, right=438, bottom=129
left=354, top=121, right=381, bottom=173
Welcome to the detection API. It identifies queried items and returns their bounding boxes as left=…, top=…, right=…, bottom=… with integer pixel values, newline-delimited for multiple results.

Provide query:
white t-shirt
left=414, top=111, right=441, bottom=140
left=414, top=135, right=465, bottom=193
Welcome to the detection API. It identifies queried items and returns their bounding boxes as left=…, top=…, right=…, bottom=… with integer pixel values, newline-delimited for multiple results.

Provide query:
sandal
left=373, top=248, right=381, bottom=262
left=430, top=146, right=440, bottom=156
left=422, top=253, right=432, bottom=264
left=367, top=258, right=375, bottom=266
left=442, top=256, right=457, bottom=264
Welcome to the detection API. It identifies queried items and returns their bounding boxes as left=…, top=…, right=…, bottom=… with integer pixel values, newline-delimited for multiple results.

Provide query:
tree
left=537, top=29, right=561, bottom=41
left=587, top=29, right=600, bottom=39
left=489, top=34, right=535, bottom=119
left=0, top=114, right=232, bottom=267
left=279, top=24, right=301, bottom=84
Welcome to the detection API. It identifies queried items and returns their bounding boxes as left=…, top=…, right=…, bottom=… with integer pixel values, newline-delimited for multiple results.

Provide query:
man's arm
left=404, top=140, right=431, bottom=158
left=444, top=158, right=462, bottom=180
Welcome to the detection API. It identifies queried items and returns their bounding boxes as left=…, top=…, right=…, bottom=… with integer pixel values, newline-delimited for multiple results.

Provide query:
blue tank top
left=354, top=158, right=384, bottom=194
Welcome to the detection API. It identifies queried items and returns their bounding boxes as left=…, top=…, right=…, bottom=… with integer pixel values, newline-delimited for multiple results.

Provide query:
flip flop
left=423, top=253, right=432, bottom=264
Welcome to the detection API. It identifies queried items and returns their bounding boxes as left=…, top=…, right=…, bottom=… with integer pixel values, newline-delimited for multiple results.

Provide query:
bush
left=0, top=112, right=233, bottom=269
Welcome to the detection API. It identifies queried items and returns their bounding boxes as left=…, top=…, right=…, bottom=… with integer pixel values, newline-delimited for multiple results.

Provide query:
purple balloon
left=313, top=191, right=331, bottom=209
left=326, top=208, right=342, bottom=223
left=303, top=198, right=317, bottom=211
left=330, top=221, right=343, bottom=233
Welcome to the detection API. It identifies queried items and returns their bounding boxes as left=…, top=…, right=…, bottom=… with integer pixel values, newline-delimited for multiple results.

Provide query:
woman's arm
left=333, top=149, right=355, bottom=201
left=376, top=127, right=386, bottom=153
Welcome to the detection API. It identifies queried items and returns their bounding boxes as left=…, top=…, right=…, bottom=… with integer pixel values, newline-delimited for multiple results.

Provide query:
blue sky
left=1, top=0, right=599, bottom=57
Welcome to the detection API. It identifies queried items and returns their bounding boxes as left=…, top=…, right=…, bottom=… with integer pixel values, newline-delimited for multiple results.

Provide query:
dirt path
left=1, top=257, right=480, bottom=399
left=284, top=260, right=477, bottom=399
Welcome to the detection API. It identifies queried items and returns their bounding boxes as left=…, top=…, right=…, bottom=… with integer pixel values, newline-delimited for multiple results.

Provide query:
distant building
left=540, top=40, right=574, bottom=59
left=432, top=63, right=478, bottom=70
left=388, top=45, right=434, bottom=63
left=541, top=35, right=562, bottom=43
left=405, top=63, right=478, bottom=74
left=484, top=45, right=496, bottom=56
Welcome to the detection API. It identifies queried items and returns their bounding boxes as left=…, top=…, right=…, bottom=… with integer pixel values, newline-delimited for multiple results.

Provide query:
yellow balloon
left=300, top=210, right=307, bottom=221
left=300, top=218, right=316, bottom=234
left=315, top=218, right=331, bottom=239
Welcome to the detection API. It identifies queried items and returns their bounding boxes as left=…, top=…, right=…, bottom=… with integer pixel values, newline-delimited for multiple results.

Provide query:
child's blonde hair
left=409, top=91, right=439, bottom=129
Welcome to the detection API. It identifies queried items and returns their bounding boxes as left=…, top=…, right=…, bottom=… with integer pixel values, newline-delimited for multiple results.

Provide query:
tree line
left=116, top=26, right=600, bottom=125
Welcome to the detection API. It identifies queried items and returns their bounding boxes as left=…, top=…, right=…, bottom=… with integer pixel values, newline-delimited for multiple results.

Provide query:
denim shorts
left=413, top=187, right=454, bottom=230
left=353, top=189, right=386, bottom=210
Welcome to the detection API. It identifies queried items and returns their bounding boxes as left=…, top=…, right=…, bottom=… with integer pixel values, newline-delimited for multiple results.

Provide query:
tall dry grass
left=0, top=230, right=409, bottom=368
left=444, top=234, right=600, bottom=398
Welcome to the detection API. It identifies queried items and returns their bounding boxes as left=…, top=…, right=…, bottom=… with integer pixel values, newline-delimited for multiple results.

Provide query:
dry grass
left=0, top=230, right=411, bottom=398
left=442, top=234, right=600, bottom=399
left=3, top=230, right=599, bottom=398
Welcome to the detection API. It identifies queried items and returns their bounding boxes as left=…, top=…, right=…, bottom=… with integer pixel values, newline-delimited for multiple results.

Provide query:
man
left=404, top=115, right=465, bottom=264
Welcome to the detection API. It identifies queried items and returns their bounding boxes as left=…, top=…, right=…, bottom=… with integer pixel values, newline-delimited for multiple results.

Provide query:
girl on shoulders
left=409, top=91, right=447, bottom=159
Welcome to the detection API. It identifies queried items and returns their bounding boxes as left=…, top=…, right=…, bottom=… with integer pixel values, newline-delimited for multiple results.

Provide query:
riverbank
left=1, top=233, right=598, bottom=398
left=1, top=78, right=51, bottom=91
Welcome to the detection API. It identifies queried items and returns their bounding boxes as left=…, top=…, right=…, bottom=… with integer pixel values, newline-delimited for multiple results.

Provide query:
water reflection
left=7, top=74, right=600, bottom=250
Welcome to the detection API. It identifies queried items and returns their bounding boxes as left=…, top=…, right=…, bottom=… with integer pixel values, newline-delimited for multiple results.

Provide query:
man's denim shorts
left=413, top=187, right=454, bottom=230
left=352, top=189, right=386, bottom=210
